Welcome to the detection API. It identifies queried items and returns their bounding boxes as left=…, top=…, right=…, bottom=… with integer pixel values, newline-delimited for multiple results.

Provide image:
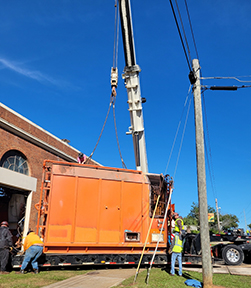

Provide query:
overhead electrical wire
left=202, top=92, right=217, bottom=201
left=164, top=85, right=192, bottom=176
left=201, top=76, right=251, bottom=83
left=202, top=85, right=251, bottom=90
left=184, top=0, right=199, bottom=60
left=169, top=0, right=192, bottom=71
left=174, top=0, right=192, bottom=65
left=173, top=91, right=192, bottom=180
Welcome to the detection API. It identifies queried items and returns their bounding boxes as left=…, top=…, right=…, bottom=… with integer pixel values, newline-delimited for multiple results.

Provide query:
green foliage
left=184, top=202, right=215, bottom=227
left=248, top=223, right=251, bottom=229
left=184, top=202, right=239, bottom=232
left=220, top=214, right=239, bottom=230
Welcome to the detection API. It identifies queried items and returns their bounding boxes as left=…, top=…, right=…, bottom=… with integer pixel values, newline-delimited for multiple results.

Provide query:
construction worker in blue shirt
left=169, top=233, right=183, bottom=276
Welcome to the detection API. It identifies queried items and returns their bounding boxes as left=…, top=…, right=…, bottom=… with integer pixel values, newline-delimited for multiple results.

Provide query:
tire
left=222, top=245, right=244, bottom=265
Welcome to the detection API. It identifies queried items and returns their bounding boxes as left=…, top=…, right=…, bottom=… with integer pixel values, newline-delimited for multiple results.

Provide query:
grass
left=0, top=267, right=251, bottom=288
left=0, top=268, right=89, bottom=288
left=114, top=268, right=251, bottom=288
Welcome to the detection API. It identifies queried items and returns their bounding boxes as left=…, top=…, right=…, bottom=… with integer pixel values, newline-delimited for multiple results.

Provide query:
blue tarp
left=184, top=279, right=202, bottom=287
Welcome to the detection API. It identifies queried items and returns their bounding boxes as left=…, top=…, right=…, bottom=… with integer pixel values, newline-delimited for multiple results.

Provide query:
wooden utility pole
left=244, top=209, right=247, bottom=233
left=215, top=198, right=221, bottom=233
left=192, top=59, right=213, bottom=288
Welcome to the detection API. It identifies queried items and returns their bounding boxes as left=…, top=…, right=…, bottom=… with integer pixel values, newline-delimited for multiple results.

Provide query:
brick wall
left=0, top=103, right=97, bottom=230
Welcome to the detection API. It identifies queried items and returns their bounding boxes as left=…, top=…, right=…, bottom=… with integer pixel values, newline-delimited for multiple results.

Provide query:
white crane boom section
left=119, top=0, right=148, bottom=173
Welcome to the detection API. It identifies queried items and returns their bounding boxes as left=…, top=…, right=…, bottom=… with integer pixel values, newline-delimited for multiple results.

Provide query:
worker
left=173, top=212, right=184, bottom=236
left=169, top=233, right=183, bottom=276
left=0, top=221, right=13, bottom=274
left=246, top=229, right=250, bottom=236
left=77, top=152, right=86, bottom=164
left=16, top=229, right=43, bottom=274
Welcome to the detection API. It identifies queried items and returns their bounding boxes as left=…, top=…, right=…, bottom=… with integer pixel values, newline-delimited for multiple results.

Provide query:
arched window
left=0, top=150, right=29, bottom=175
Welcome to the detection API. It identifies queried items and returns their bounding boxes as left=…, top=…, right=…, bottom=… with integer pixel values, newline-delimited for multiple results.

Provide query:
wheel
left=222, top=245, right=244, bottom=265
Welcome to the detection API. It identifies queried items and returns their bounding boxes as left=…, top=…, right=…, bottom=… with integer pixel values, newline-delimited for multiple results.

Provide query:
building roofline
left=0, top=102, right=100, bottom=165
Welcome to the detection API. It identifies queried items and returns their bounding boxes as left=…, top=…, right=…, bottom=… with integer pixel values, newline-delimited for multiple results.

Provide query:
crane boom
left=119, top=0, right=148, bottom=173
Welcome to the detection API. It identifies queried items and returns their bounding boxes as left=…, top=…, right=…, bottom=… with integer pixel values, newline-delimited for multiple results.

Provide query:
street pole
left=215, top=198, right=221, bottom=233
left=244, top=209, right=247, bottom=234
left=192, top=59, right=213, bottom=288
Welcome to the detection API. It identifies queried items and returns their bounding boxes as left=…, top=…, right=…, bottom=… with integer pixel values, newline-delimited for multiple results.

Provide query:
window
left=1, top=150, right=29, bottom=175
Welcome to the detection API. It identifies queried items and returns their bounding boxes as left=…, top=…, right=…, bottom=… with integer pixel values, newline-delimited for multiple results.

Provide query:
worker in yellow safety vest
left=173, top=213, right=184, bottom=235
left=169, top=233, right=183, bottom=276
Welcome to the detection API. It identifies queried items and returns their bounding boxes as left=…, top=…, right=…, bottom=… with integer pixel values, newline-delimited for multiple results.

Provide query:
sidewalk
left=42, top=268, right=137, bottom=288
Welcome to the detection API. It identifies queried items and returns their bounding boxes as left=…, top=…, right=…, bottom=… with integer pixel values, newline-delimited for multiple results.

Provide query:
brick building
left=0, top=102, right=97, bottom=240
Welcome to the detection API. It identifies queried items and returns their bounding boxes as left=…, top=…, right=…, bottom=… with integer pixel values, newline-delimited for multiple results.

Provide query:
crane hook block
left=111, top=67, right=118, bottom=88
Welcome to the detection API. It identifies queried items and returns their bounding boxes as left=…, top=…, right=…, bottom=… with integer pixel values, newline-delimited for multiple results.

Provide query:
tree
left=184, top=202, right=215, bottom=228
left=220, top=214, right=239, bottom=230
left=248, top=223, right=251, bottom=230
left=184, top=202, right=239, bottom=233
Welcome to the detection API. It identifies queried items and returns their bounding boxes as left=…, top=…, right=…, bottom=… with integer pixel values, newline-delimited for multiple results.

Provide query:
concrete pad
left=228, top=267, right=251, bottom=276
left=42, top=268, right=136, bottom=288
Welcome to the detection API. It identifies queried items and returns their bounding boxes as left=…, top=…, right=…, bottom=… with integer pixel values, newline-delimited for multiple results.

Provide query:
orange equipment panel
left=36, top=161, right=173, bottom=256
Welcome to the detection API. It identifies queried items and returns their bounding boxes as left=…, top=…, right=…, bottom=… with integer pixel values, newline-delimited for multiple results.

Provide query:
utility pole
left=244, top=209, right=247, bottom=233
left=215, top=198, right=221, bottom=233
left=192, top=59, right=213, bottom=288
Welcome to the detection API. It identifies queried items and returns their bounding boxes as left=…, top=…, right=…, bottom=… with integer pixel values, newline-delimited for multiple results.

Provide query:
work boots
left=33, top=269, right=39, bottom=274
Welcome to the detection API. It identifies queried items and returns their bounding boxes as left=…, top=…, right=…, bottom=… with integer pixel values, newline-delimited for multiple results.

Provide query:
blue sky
left=0, top=1, right=251, bottom=230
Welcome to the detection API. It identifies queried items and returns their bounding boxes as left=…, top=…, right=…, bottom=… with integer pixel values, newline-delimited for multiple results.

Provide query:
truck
left=210, top=231, right=251, bottom=265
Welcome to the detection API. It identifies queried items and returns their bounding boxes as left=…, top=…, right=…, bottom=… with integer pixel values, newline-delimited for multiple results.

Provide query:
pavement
left=42, top=268, right=137, bottom=288
left=42, top=264, right=251, bottom=288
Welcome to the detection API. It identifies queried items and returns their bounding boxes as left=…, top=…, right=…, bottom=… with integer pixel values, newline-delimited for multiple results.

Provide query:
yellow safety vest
left=172, top=234, right=183, bottom=253
left=173, top=218, right=184, bottom=233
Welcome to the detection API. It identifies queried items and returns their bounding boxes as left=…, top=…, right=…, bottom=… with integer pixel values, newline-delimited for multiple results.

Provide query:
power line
left=184, top=0, right=199, bottom=60
left=202, top=85, right=251, bottom=91
left=202, top=92, right=217, bottom=201
left=174, top=0, right=192, bottom=65
left=164, top=85, right=192, bottom=175
left=169, top=0, right=192, bottom=71
left=201, top=76, right=251, bottom=83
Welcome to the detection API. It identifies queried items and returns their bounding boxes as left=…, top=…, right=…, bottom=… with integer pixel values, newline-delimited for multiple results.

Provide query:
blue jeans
left=21, top=245, right=43, bottom=270
left=170, top=252, right=182, bottom=276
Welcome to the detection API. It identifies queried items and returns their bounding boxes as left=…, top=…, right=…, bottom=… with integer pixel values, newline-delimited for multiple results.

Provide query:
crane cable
left=113, top=0, right=120, bottom=68
left=89, top=1, right=127, bottom=169
left=88, top=95, right=114, bottom=160
left=112, top=97, right=127, bottom=169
